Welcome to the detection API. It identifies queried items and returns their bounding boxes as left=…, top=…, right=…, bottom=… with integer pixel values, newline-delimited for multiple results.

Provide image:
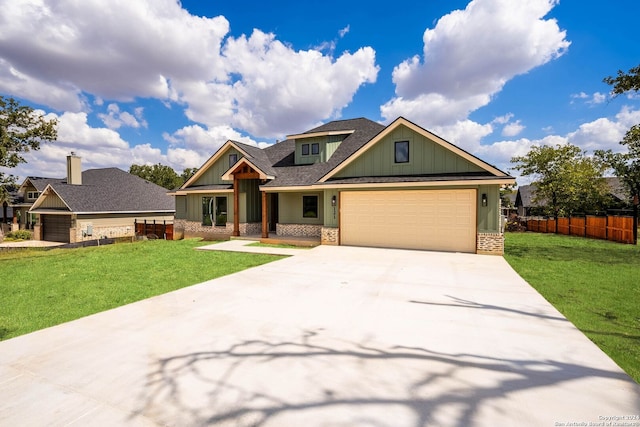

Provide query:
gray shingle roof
left=47, top=168, right=175, bottom=213
left=27, top=177, right=65, bottom=192
left=261, top=118, right=385, bottom=187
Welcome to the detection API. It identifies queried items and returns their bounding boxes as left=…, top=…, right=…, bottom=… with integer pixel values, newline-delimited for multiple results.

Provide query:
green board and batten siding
left=277, top=192, right=324, bottom=225
left=295, top=135, right=346, bottom=165
left=333, top=125, right=485, bottom=178
left=191, top=147, right=242, bottom=187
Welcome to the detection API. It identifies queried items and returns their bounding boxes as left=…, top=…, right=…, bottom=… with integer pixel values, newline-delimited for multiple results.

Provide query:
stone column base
left=477, top=232, right=504, bottom=255
left=321, top=227, right=339, bottom=245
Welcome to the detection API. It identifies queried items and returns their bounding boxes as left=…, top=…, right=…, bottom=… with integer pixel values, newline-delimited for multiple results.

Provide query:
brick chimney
left=66, top=152, right=82, bottom=185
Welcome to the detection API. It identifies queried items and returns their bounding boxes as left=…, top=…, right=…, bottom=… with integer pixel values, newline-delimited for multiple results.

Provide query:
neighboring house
left=174, top=117, right=515, bottom=255
left=28, top=154, right=175, bottom=243
left=515, top=177, right=630, bottom=217
left=9, top=177, right=62, bottom=230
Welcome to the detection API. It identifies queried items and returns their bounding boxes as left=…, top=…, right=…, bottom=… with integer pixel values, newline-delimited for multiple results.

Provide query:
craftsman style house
left=174, top=117, right=515, bottom=254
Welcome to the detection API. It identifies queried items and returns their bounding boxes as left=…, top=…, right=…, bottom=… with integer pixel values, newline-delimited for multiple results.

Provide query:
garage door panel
left=43, top=215, right=71, bottom=243
left=341, top=190, right=476, bottom=253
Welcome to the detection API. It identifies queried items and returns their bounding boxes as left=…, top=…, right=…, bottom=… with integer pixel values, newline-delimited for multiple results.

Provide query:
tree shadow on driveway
left=131, top=329, right=640, bottom=427
left=409, top=295, right=568, bottom=322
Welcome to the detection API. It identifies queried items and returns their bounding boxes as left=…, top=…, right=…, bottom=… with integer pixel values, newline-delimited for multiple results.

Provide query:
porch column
left=261, top=191, right=268, bottom=238
left=233, top=176, right=240, bottom=237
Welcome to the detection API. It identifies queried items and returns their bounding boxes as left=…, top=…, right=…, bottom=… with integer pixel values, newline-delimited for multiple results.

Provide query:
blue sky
left=1, top=0, right=639, bottom=184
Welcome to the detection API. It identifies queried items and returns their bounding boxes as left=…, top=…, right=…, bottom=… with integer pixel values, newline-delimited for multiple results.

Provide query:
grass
left=504, top=232, right=640, bottom=383
left=0, top=239, right=285, bottom=341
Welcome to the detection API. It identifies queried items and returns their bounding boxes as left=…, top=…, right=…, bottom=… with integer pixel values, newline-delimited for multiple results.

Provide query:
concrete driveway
left=1, top=244, right=639, bottom=426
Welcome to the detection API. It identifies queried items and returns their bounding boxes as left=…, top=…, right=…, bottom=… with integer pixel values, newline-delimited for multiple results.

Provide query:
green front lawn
left=504, top=232, right=640, bottom=383
left=0, top=239, right=285, bottom=341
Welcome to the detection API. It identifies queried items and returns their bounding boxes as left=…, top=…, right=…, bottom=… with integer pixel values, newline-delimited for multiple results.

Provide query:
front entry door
left=215, top=196, right=227, bottom=226
left=269, top=193, right=278, bottom=232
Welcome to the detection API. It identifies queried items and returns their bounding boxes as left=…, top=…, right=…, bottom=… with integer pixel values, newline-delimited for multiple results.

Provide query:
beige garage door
left=340, top=189, right=477, bottom=253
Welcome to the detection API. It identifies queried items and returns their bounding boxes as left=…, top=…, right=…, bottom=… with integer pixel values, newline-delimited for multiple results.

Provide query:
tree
left=129, top=163, right=182, bottom=189
left=602, top=65, right=640, bottom=205
left=0, top=96, right=57, bottom=188
left=511, top=144, right=610, bottom=217
left=180, top=167, right=198, bottom=184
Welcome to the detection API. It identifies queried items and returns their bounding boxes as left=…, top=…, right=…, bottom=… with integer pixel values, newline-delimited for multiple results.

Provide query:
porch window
left=311, top=143, right=320, bottom=155
left=302, top=195, right=318, bottom=218
left=214, top=196, right=227, bottom=226
left=395, top=140, right=409, bottom=163
left=202, top=197, right=213, bottom=226
left=301, top=144, right=310, bottom=156
left=229, top=153, right=238, bottom=166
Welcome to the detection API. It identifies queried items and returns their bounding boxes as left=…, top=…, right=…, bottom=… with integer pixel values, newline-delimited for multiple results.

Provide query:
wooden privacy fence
left=134, top=220, right=173, bottom=240
left=525, top=215, right=636, bottom=244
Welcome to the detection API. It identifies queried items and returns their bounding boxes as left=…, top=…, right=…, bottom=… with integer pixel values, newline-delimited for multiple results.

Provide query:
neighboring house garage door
left=340, top=189, right=477, bottom=253
left=42, top=214, right=71, bottom=243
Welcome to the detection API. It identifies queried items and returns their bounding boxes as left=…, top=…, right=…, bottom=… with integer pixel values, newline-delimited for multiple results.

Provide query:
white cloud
left=492, top=113, right=514, bottom=125
left=0, top=0, right=230, bottom=111
left=98, top=103, right=148, bottom=130
left=339, top=25, right=350, bottom=38
left=473, top=106, right=640, bottom=180
left=0, top=1, right=378, bottom=139
left=502, top=120, right=525, bottom=137
left=571, top=91, right=607, bottom=105
left=381, top=0, right=569, bottom=133
left=217, top=30, right=378, bottom=138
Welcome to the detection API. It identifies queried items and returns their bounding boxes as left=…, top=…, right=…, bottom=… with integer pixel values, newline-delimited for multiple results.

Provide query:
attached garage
left=42, top=214, right=71, bottom=243
left=340, top=189, right=477, bottom=253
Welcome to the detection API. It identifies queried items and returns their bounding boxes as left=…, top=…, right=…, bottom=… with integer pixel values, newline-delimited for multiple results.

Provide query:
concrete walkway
left=1, top=246, right=638, bottom=426
left=196, top=239, right=312, bottom=256
left=0, top=239, right=65, bottom=248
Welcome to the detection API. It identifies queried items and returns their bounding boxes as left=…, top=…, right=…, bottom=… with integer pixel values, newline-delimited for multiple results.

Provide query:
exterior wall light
left=481, top=193, right=488, bottom=207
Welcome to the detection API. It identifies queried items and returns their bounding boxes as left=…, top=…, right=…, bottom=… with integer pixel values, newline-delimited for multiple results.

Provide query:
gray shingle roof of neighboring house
left=604, top=177, right=629, bottom=201
left=516, top=178, right=630, bottom=210
left=26, top=177, right=65, bottom=192
left=43, top=168, right=175, bottom=213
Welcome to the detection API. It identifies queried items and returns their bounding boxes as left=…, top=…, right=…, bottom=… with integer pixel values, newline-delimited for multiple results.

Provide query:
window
left=311, top=143, right=320, bottom=155
left=202, top=197, right=213, bottom=226
left=301, top=144, right=310, bottom=156
left=395, top=140, right=409, bottom=163
left=302, top=195, right=318, bottom=218
left=27, top=191, right=40, bottom=200
left=214, top=196, right=227, bottom=226
left=229, top=153, right=238, bottom=166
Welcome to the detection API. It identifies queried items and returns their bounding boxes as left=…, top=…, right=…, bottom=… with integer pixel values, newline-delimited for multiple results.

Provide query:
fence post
left=633, top=195, right=638, bottom=245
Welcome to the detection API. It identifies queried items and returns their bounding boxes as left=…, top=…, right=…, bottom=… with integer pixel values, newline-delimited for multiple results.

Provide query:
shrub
left=6, top=230, right=33, bottom=240
left=505, top=216, right=527, bottom=232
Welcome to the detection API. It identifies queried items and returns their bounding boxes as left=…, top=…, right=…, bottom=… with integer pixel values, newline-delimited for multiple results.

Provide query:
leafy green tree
left=0, top=96, right=57, bottom=189
left=180, top=167, right=198, bottom=185
left=511, top=144, right=610, bottom=217
left=601, top=65, right=640, bottom=204
left=129, top=163, right=182, bottom=189
left=500, top=184, right=516, bottom=209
